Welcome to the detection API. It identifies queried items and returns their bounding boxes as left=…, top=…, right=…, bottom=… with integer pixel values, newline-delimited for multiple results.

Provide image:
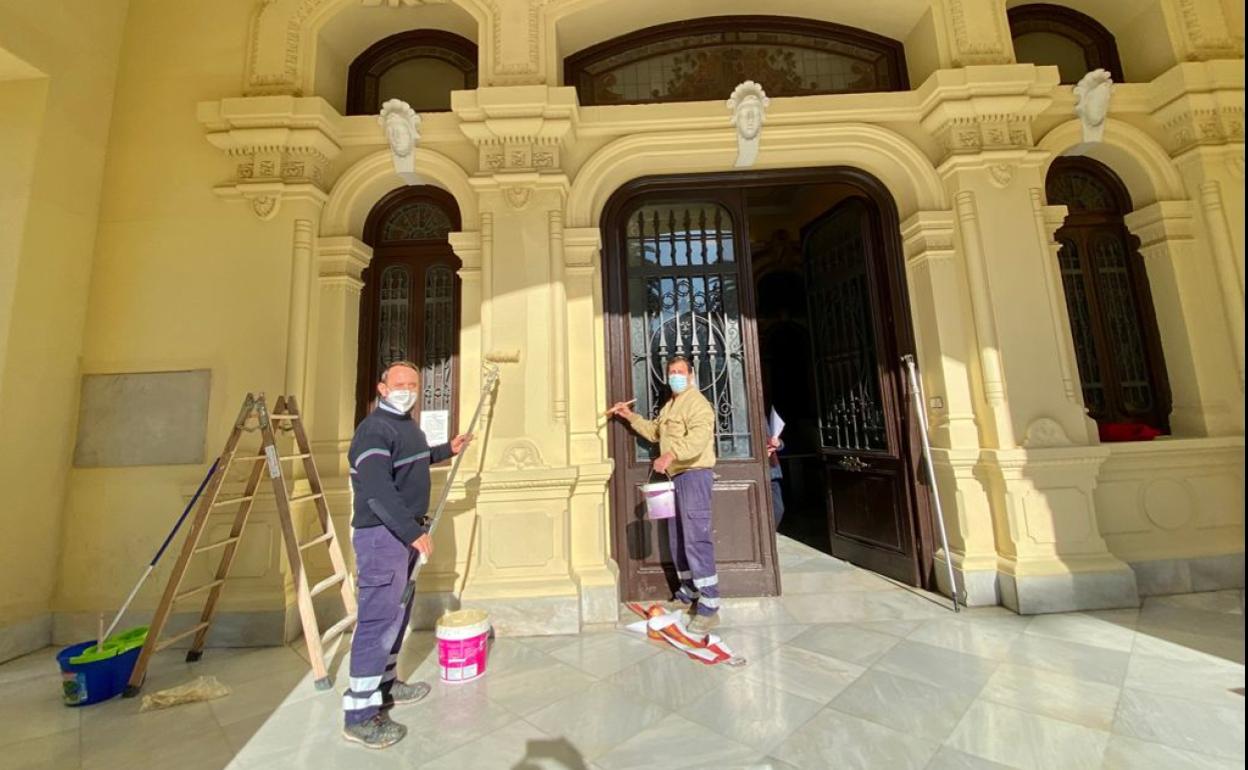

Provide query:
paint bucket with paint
left=435, top=609, right=490, bottom=684
left=641, top=479, right=676, bottom=520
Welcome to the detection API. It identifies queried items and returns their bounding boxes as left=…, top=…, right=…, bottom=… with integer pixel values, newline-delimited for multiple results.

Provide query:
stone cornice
left=1147, top=61, right=1245, bottom=157
left=453, top=86, right=579, bottom=173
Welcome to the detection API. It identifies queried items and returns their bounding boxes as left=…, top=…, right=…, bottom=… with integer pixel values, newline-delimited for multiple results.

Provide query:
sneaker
left=343, top=713, right=407, bottom=749
left=383, top=680, right=431, bottom=708
left=686, top=613, right=720, bottom=636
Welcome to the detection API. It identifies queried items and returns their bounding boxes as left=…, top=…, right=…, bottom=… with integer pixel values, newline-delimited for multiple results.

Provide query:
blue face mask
left=668, top=374, right=689, bottom=393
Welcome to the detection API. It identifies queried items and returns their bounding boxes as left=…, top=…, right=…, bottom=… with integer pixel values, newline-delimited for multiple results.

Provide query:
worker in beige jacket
left=608, top=355, right=721, bottom=634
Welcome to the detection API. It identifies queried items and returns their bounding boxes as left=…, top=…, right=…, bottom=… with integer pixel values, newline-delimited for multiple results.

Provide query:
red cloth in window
left=1098, top=422, right=1162, bottom=442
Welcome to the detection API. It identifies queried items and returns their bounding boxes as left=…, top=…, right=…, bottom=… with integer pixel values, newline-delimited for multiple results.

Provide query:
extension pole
left=401, top=364, right=500, bottom=606
left=100, top=458, right=221, bottom=643
left=902, top=355, right=960, bottom=613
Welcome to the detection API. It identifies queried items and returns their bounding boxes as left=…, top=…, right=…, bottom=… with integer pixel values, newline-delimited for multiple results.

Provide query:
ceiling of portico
left=550, top=0, right=934, bottom=63
left=318, top=3, right=479, bottom=65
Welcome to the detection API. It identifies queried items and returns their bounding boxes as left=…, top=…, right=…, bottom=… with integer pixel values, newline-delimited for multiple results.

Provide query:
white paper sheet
left=768, top=407, right=785, bottom=439
left=420, top=409, right=450, bottom=446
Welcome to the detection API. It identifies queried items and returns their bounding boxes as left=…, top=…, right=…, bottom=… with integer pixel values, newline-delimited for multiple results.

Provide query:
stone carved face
left=736, top=97, right=763, bottom=141
left=385, top=114, right=413, bottom=157
left=1074, top=69, right=1113, bottom=128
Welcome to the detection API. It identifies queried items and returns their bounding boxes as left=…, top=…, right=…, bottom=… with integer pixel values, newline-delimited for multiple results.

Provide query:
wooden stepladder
left=124, top=393, right=357, bottom=696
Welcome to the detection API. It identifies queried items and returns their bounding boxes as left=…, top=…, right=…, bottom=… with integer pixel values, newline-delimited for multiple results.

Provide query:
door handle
left=838, top=456, right=870, bottom=472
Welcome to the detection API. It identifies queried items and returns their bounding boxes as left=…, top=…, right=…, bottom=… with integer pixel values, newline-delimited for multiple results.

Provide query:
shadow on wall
left=513, top=737, right=589, bottom=770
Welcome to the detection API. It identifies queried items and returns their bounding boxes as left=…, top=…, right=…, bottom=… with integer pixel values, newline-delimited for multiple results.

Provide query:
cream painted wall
left=0, top=1, right=130, bottom=642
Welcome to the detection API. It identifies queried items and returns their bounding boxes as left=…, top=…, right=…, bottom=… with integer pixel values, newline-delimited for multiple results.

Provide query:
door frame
left=601, top=166, right=936, bottom=595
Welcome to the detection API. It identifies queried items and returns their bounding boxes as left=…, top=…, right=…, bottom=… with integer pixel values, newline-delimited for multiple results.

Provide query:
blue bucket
left=56, top=627, right=147, bottom=707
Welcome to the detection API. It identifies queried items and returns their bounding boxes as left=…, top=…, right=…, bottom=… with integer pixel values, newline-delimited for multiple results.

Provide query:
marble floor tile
left=1148, top=591, right=1244, bottom=615
left=1022, top=612, right=1137, bottom=653
left=925, top=746, right=1018, bottom=770
left=779, top=591, right=870, bottom=624
left=81, top=701, right=235, bottom=770
left=1003, top=634, right=1129, bottom=686
left=947, top=699, right=1110, bottom=770
left=1100, top=734, right=1244, bottom=770
left=1137, top=603, right=1245, bottom=642
left=679, top=675, right=823, bottom=753
left=605, top=647, right=738, bottom=711
left=206, top=665, right=322, bottom=728
left=737, top=645, right=865, bottom=705
left=6, top=728, right=80, bottom=770
left=780, top=570, right=896, bottom=594
left=0, top=676, right=81, bottom=747
left=593, top=713, right=760, bottom=770
left=514, top=633, right=584, bottom=654
left=528, top=681, right=669, bottom=759
left=771, top=707, right=940, bottom=770
left=721, top=624, right=809, bottom=660
left=714, top=598, right=800, bottom=628
left=480, top=657, right=597, bottom=716
left=0, top=648, right=60, bottom=688
left=872, top=640, right=999, bottom=698
left=1124, top=651, right=1245, bottom=706
left=418, top=720, right=571, bottom=770
left=1112, top=687, right=1245, bottom=760
left=854, top=619, right=925, bottom=638
left=977, top=662, right=1121, bottom=730
left=547, top=630, right=662, bottom=678
left=907, top=617, right=1023, bottom=661
left=829, top=668, right=976, bottom=741
left=787, top=622, right=901, bottom=666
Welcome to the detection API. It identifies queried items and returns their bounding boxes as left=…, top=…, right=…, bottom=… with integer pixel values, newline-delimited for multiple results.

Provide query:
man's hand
left=411, top=533, right=433, bottom=557
left=450, top=433, right=474, bottom=455
left=766, top=436, right=781, bottom=457
left=652, top=452, right=675, bottom=475
left=606, top=401, right=635, bottom=419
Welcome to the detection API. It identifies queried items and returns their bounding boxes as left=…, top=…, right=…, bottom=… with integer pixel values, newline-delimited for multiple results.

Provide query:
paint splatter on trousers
left=669, top=468, right=720, bottom=616
left=343, top=525, right=416, bottom=726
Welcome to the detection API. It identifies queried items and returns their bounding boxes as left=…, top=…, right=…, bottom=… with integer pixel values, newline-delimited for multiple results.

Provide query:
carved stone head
left=727, top=80, right=770, bottom=141
left=1074, top=69, right=1113, bottom=143
left=378, top=98, right=420, bottom=158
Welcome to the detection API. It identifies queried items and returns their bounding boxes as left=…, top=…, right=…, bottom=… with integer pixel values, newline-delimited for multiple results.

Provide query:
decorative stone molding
left=942, top=0, right=1014, bottom=66
left=1123, top=201, right=1195, bottom=254
left=1074, top=69, right=1113, bottom=144
left=317, top=235, right=373, bottom=285
left=454, top=86, right=577, bottom=173
left=987, top=163, right=1014, bottom=188
left=919, top=67, right=1058, bottom=166
left=496, top=439, right=546, bottom=471
left=1168, top=0, right=1245, bottom=62
left=900, top=211, right=957, bottom=265
left=362, top=0, right=450, bottom=6
left=198, top=97, right=342, bottom=219
left=1149, top=62, right=1246, bottom=157
left=1022, top=417, right=1072, bottom=448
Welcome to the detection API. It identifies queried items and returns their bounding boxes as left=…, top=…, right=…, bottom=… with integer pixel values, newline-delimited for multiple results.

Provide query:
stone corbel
left=1150, top=62, right=1246, bottom=157
left=198, top=96, right=343, bottom=220
left=454, top=86, right=578, bottom=174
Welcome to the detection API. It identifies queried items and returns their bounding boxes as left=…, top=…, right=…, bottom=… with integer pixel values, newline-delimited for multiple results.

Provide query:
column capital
left=453, top=86, right=579, bottom=175
left=1149, top=61, right=1245, bottom=158
left=316, top=235, right=372, bottom=282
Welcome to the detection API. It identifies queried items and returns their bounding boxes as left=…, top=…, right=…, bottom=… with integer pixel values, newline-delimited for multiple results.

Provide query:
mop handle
left=902, top=355, right=960, bottom=613
left=401, top=366, right=500, bottom=606
left=100, top=457, right=221, bottom=643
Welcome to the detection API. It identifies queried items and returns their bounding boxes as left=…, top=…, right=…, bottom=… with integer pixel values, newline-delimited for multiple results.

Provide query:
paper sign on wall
left=421, top=410, right=450, bottom=446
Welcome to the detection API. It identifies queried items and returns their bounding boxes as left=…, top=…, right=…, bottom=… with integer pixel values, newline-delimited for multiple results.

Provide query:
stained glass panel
left=626, top=202, right=751, bottom=459
left=381, top=201, right=454, bottom=242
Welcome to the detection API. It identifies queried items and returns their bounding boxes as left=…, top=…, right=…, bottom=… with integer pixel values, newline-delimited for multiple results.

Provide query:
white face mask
left=385, top=389, right=418, bottom=413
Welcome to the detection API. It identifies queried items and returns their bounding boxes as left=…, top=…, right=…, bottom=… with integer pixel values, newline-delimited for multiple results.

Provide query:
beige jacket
left=627, top=389, right=717, bottom=475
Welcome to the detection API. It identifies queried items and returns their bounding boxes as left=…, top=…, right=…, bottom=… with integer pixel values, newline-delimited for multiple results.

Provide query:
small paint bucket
left=435, top=609, right=490, bottom=684
left=641, top=481, right=676, bottom=520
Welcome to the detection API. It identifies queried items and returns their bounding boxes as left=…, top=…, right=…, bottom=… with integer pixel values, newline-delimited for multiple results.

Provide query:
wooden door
left=801, top=197, right=922, bottom=585
left=605, top=191, right=779, bottom=601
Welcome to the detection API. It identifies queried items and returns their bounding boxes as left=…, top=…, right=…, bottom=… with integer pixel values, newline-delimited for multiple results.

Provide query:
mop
left=623, top=603, right=747, bottom=667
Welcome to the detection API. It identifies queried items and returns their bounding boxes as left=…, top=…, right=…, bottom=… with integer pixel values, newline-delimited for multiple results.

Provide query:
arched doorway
left=602, top=168, right=933, bottom=602
left=355, top=186, right=463, bottom=431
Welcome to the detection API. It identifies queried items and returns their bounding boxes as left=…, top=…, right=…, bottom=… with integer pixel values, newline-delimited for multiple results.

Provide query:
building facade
left=0, top=0, right=1243, bottom=657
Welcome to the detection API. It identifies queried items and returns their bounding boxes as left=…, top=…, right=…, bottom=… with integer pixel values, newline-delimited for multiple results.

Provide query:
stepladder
left=124, top=393, right=358, bottom=696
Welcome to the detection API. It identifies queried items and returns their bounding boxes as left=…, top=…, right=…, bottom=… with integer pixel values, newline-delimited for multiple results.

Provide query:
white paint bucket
left=435, top=609, right=490, bottom=684
left=641, top=480, right=676, bottom=520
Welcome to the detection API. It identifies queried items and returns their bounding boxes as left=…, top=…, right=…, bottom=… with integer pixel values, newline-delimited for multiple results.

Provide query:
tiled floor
left=3, top=536, right=1244, bottom=769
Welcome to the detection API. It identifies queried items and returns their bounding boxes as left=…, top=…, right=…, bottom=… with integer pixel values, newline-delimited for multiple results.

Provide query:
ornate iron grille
left=1058, top=238, right=1106, bottom=416
left=1091, top=233, right=1154, bottom=414
left=381, top=201, right=454, bottom=242
left=625, top=202, right=752, bottom=460
left=377, top=265, right=411, bottom=372
left=803, top=200, right=886, bottom=452
left=421, top=265, right=456, bottom=413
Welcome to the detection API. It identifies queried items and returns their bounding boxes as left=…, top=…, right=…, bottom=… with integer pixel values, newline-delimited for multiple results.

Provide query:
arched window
left=1008, top=4, right=1124, bottom=84
left=565, top=16, right=908, bottom=106
left=346, top=30, right=478, bottom=115
left=357, top=187, right=462, bottom=428
left=1046, top=157, right=1170, bottom=434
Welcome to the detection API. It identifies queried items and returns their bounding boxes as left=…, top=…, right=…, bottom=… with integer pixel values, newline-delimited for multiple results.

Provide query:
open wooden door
left=605, top=188, right=780, bottom=602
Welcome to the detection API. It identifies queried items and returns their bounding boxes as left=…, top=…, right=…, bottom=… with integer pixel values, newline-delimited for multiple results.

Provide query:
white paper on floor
left=624, top=603, right=746, bottom=667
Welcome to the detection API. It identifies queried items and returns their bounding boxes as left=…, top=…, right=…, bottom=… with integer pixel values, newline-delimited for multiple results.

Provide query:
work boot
left=383, top=680, right=431, bottom=708
left=342, top=713, right=407, bottom=749
left=686, top=613, right=720, bottom=637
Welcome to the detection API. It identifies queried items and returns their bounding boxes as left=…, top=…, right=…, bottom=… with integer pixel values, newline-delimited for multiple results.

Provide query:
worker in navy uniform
left=342, top=360, right=472, bottom=749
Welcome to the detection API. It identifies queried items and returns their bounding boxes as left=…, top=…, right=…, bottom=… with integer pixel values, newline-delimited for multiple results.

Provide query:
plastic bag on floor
left=139, top=675, right=231, bottom=711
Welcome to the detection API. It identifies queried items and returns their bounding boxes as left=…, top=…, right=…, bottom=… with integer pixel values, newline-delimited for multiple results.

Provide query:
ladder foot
left=122, top=684, right=143, bottom=698
left=314, top=676, right=334, bottom=691
left=185, top=650, right=203, bottom=663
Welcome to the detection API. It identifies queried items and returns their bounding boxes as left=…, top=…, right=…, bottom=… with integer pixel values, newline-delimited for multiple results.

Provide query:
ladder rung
left=155, top=622, right=211, bottom=652
left=212, top=495, right=255, bottom=508
left=270, top=413, right=301, bottom=420
left=289, top=493, right=323, bottom=504
left=227, top=452, right=307, bottom=466
left=176, top=579, right=225, bottom=603
left=309, top=573, right=346, bottom=598
left=299, top=532, right=334, bottom=551
left=281, top=453, right=311, bottom=461
left=321, top=614, right=357, bottom=646
left=194, top=536, right=240, bottom=555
